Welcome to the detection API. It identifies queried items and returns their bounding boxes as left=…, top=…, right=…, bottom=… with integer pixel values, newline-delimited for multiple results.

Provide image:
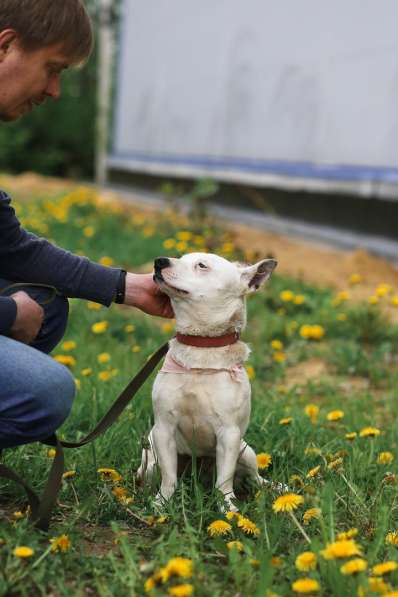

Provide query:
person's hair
left=0, top=0, right=93, bottom=65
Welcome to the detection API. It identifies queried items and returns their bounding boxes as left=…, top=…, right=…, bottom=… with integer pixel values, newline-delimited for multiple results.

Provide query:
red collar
left=175, top=332, right=240, bottom=348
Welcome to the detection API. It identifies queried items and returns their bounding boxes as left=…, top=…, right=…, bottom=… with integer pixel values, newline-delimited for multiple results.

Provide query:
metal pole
left=95, top=0, right=114, bottom=188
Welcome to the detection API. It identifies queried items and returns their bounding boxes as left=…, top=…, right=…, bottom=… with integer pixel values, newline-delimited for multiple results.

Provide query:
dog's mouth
left=153, top=271, right=189, bottom=294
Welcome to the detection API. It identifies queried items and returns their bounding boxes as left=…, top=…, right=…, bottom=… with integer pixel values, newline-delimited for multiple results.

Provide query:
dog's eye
left=197, top=262, right=208, bottom=269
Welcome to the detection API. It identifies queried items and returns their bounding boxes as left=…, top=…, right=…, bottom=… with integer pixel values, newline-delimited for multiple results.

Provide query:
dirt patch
left=285, top=358, right=332, bottom=387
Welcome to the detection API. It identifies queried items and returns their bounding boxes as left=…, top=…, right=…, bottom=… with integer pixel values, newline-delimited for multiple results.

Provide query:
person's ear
left=239, top=259, right=277, bottom=293
left=0, top=30, right=18, bottom=63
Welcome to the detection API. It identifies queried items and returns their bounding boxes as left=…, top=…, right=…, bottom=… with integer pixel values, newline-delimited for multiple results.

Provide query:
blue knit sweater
left=0, top=189, right=121, bottom=334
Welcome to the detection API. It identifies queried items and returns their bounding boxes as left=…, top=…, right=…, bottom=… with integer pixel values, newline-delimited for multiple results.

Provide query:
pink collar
left=160, top=352, right=245, bottom=383
left=175, top=332, right=239, bottom=348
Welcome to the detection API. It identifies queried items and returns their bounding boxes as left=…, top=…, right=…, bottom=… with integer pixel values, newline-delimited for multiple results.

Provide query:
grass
left=1, top=185, right=398, bottom=596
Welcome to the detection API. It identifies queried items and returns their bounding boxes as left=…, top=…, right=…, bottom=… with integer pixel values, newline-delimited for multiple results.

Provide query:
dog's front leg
left=215, top=426, right=241, bottom=512
left=152, top=421, right=178, bottom=505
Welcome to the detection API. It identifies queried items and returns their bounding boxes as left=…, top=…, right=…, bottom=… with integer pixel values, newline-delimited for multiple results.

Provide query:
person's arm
left=0, top=190, right=120, bottom=305
left=0, top=296, right=17, bottom=334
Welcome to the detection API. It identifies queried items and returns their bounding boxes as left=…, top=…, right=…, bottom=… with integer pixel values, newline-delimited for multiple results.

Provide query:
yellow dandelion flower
left=321, top=539, right=362, bottom=560
left=176, top=231, right=192, bottom=242
left=53, top=355, right=76, bottom=367
left=162, top=322, right=175, bottom=333
left=83, top=226, right=95, bottom=238
left=97, top=468, right=122, bottom=482
left=98, top=371, right=112, bottom=381
left=279, top=417, right=293, bottom=425
left=386, top=533, right=398, bottom=547
left=111, top=486, right=133, bottom=504
left=74, top=378, right=81, bottom=390
left=47, top=448, right=56, bottom=458
left=273, top=351, right=286, bottom=363
left=97, top=352, right=111, bottom=364
left=163, top=238, right=176, bottom=249
left=328, top=457, right=344, bottom=471
left=376, top=284, right=393, bottom=297
left=345, top=432, right=357, bottom=441
left=378, top=452, right=394, bottom=465
left=295, top=551, right=317, bottom=572
left=50, top=534, right=71, bottom=553
left=91, top=321, right=108, bottom=334
left=246, top=365, right=255, bottom=379
left=131, top=345, right=141, bottom=353
left=176, top=241, right=188, bottom=252
left=290, top=474, right=305, bottom=488
left=256, top=452, right=272, bottom=470
left=271, top=339, right=284, bottom=350
left=207, top=520, right=232, bottom=537
left=303, top=508, right=321, bottom=525
left=391, top=296, right=398, bottom=307
left=349, top=273, right=362, bottom=285
left=87, top=301, right=102, bottom=310
left=337, top=528, right=358, bottom=541
left=327, top=410, right=344, bottom=421
left=144, top=577, right=156, bottom=593
left=125, top=324, right=135, bottom=333
left=280, top=290, right=294, bottom=302
left=168, top=584, right=193, bottom=597
left=221, top=242, right=234, bottom=254
left=13, top=511, right=24, bottom=519
left=299, top=324, right=325, bottom=340
left=306, top=465, right=321, bottom=479
left=294, top=295, right=305, bottom=305
left=304, top=404, right=319, bottom=424
left=13, top=546, right=34, bottom=558
left=166, top=557, right=193, bottom=578
left=372, top=561, right=398, bottom=576
left=81, top=368, right=92, bottom=377
left=368, top=577, right=392, bottom=593
left=368, top=295, right=379, bottom=305
left=359, top=427, right=381, bottom=438
left=99, top=256, right=114, bottom=266
left=291, top=578, right=320, bottom=593
left=62, top=340, right=76, bottom=351
left=237, top=516, right=260, bottom=536
left=272, top=493, right=304, bottom=513
left=226, top=511, right=241, bottom=521
left=271, top=556, right=284, bottom=567
left=340, top=558, right=367, bottom=575
left=62, top=470, right=76, bottom=479
left=226, top=540, right=244, bottom=552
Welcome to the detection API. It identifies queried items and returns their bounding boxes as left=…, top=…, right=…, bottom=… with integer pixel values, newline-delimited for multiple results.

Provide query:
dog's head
left=153, top=252, right=277, bottom=335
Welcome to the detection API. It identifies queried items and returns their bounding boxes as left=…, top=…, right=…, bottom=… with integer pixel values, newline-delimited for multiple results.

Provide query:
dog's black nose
left=154, top=257, right=171, bottom=271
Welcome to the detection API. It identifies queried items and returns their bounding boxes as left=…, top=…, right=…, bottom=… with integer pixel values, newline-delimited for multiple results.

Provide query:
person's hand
left=124, top=273, right=174, bottom=318
left=10, top=291, right=44, bottom=344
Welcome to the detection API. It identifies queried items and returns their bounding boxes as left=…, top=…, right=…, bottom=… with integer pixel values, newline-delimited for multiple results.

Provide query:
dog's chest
left=152, top=364, right=251, bottom=455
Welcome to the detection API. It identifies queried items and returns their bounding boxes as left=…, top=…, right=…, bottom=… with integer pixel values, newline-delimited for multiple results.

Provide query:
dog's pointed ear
left=240, top=259, right=277, bottom=292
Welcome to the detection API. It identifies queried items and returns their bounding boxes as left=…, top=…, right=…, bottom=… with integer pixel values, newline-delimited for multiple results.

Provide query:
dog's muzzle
left=154, top=256, right=171, bottom=282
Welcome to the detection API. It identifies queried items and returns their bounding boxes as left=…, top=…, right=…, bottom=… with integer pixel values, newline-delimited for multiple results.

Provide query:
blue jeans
left=0, top=281, right=76, bottom=449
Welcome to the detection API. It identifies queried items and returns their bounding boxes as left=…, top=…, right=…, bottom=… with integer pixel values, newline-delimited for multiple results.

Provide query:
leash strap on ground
left=0, top=340, right=170, bottom=531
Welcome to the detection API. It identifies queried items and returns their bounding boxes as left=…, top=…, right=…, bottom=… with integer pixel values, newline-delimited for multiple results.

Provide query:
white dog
left=137, top=252, right=277, bottom=511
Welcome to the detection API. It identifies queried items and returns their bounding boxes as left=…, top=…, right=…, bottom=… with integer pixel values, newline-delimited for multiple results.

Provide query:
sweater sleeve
left=0, top=296, right=17, bottom=334
left=0, top=190, right=121, bottom=306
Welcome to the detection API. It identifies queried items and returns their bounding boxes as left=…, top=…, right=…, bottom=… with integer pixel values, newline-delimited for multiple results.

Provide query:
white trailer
left=108, top=0, right=398, bottom=201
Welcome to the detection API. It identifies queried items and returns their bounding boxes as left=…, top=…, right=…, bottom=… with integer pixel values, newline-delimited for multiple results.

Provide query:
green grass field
left=2, top=186, right=398, bottom=596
